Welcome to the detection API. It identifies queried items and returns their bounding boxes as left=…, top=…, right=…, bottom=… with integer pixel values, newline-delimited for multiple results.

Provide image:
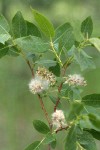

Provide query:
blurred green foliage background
left=0, top=0, right=100, bottom=150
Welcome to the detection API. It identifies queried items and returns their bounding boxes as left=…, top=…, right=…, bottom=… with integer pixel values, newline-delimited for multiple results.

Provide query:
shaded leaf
left=0, top=44, right=8, bottom=58
left=33, top=120, right=50, bottom=134
left=49, top=95, right=62, bottom=109
left=65, top=125, right=77, bottom=150
left=50, top=140, right=56, bottom=149
left=68, top=100, right=84, bottom=121
left=49, top=62, right=60, bottom=76
left=72, top=48, right=95, bottom=71
left=85, top=129, right=100, bottom=140
left=82, top=94, right=100, bottom=107
left=77, top=131, right=97, bottom=150
left=7, top=46, right=20, bottom=57
left=26, top=21, right=41, bottom=37
left=88, top=114, right=100, bottom=131
left=35, top=60, right=57, bottom=67
left=43, top=133, right=56, bottom=145
left=12, top=11, right=27, bottom=38
left=25, top=141, right=40, bottom=150
left=81, top=16, right=93, bottom=38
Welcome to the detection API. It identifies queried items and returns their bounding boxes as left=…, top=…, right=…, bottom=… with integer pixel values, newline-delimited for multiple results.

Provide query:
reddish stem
left=55, top=125, right=69, bottom=133
left=54, top=62, right=71, bottom=112
left=38, top=94, right=51, bottom=127
left=26, top=60, right=34, bottom=77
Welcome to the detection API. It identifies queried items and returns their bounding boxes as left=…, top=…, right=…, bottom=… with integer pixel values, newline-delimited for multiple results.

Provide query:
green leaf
left=79, top=115, right=93, bottom=130
left=0, top=34, right=11, bottom=44
left=12, top=11, right=27, bottom=38
left=50, top=140, right=56, bottom=149
left=7, top=46, right=20, bottom=57
left=82, top=94, right=100, bottom=107
left=25, top=141, right=40, bottom=150
left=31, top=9, right=55, bottom=38
left=0, top=14, right=11, bottom=43
left=88, top=114, right=100, bottom=131
left=55, top=23, right=72, bottom=40
left=89, top=38, right=100, bottom=52
left=49, top=95, right=62, bottom=109
left=0, top=14, right=10, bottom=34
left=26, top=21, right=41, bottom=37
left=0, top=44, right=9, bottom=58
left=72, top=48, right=95, bottom=71
left=81, top=16, right=93, bottom=38
left=68, top=101, right=84, bottom=121
left=65, top=125, right=77, bottom=150
left=43, top=133, right=56, bottom=145
left=15, top=36, right=49, bottom=53
left=54, top=22, right=74, bottom=50
left=35, top=60, right=57, bottom=67
left=27, top=53, right=40, bottom=63
left=33, top=120, right=50, bottom=134
left=85, top=129, right=100, bottom=140
left=77, top=131, right=97, bottom=150
left=81, top=109, right=100, bottom=131
left=49, top=62, right=60, bottom=76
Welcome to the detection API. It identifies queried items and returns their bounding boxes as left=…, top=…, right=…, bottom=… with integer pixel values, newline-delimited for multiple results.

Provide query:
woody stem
left=54, top=61, right=71, bottom=112
left=38, top=94, right=51, bottom=127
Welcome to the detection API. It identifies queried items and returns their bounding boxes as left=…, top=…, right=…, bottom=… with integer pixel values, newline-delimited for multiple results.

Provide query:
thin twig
left=54, top=63, right=71, bottom=112
left=54, top=82, right=63, bottom=112
left=55, top=125, right=69, bottom=133
left=38, top=94, right=51, bottom=127
left=26, top=60, right=34, bottom=77
left=13, top=40, right=51, bottom=150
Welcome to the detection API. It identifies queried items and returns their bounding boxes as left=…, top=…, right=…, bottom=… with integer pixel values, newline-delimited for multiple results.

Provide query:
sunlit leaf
left=89, top=38, right=100, bottom=52
left=32, top=9, right=55, bottom=38
left=15, top=36, right=49, bottom=53
left=54, top=22, right=74, bottom=50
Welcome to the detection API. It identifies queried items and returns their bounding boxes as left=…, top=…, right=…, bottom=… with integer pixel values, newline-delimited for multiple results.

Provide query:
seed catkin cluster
left=51, top=110, right=67, bottom=129
left=64, top=74, right=87, bottom=87
left=29, top=67, right=56, bottom=94
left=36, top=67, right=56, bottom=86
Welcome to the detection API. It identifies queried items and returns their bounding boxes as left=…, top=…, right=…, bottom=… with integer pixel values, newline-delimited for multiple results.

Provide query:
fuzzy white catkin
left=64, top=74, right=87, bottom=86
left=51, top=110, right=67, bottom=128
left=29, top=75, right=49, bottom=94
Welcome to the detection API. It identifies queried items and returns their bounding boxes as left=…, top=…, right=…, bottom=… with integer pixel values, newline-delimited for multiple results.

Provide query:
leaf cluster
left=0, top=9, right=100, bottom=150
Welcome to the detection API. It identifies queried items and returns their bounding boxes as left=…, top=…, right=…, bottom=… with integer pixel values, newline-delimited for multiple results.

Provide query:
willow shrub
left=0, top=8, right=100, bottom=150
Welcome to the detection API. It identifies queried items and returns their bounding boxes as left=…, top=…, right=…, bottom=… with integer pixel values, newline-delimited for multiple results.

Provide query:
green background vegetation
left=0, top=0, right=100, bottom=150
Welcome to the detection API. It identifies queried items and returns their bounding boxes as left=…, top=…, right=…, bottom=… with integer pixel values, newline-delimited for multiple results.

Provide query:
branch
left=55, top=125, right=69, bottom=133
left=38, top=94, right=51, bottom=127
left=26, top=60, right=34, bottom=77
left=54, top=83, right=63, bottom=112
left=54, top=59, right=72, bottom=112
left=20, top=50, right=51, bottom=128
